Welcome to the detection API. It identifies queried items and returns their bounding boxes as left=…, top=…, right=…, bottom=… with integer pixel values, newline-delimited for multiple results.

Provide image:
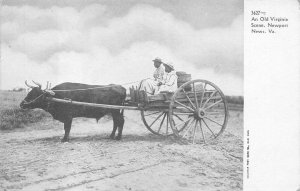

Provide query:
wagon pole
left=46, top=97, right=141, bottom=111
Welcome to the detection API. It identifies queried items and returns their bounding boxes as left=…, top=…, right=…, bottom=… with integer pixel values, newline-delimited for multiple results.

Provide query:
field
left=0, top=91, right=243, bottom=191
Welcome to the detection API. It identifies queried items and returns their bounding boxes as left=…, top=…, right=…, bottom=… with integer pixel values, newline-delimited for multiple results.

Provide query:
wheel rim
left=141, top=109, right=173, bottom=136
left=169, top=79, right=229, bottom=144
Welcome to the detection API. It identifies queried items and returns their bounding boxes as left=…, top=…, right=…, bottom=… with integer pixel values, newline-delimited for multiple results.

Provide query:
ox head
left=20, top=80, right=54, bottom=109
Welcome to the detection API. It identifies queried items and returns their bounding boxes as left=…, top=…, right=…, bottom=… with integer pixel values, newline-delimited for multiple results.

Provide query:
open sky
left=0, top=0, right=243, bottom=95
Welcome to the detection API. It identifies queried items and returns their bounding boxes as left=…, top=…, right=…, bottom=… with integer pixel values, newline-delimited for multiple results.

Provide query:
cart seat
left=129, top=87, right=174, bottom=104
left=128, top=71, right=192, bottom=103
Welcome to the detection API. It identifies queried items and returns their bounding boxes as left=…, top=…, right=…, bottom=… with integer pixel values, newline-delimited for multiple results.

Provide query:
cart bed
left=127, top=87, right=221, bottom=109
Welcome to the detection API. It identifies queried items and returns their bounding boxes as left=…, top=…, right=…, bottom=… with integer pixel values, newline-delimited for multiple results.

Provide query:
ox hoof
left=109, top=135, right=115, bottom=139
left=61, top=138, right=69, bottom=142
left=115, top=136, right=122, bottom=141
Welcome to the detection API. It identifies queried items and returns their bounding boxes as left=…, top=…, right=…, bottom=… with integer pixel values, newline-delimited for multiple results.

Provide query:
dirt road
left=0, top=110, right=243, bottom=191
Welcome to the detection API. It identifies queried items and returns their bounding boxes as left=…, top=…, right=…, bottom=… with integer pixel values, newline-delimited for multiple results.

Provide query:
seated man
left=152, top=57, right=165, bottom=82
left=139, top=57, right=165, bottom=95
left=158, top=63, right=178, bottom=93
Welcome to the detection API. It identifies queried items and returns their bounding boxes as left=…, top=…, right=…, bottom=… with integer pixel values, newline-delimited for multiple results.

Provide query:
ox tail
left=120, top=101, right=125, bottom=116
left=121, top=90, right=126, bottom=117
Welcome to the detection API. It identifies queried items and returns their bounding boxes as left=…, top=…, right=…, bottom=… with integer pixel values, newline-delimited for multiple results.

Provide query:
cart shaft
left=47, top=97, right=140, bottom=110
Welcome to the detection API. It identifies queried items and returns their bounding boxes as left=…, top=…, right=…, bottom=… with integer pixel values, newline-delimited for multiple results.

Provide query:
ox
left=20, top=81, right=126, bottom=142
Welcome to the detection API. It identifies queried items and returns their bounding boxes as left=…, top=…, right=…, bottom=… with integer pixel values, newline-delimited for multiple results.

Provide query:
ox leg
left=110, top=111, right=118, bottom=139
left=62, top=119, right=72, bottom=142
left=110, top=117, right=118, bottom=140
left=111, top=111, right=124, bottom=140
left=112, top=110, right=124, bottom=141
left=116, top=114, right=125, bottom=140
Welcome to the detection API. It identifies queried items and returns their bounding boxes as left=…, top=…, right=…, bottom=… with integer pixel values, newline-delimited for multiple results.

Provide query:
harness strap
left=23, top=79, right=151, bottom=106
left=22, top=93, right=46, bottom=105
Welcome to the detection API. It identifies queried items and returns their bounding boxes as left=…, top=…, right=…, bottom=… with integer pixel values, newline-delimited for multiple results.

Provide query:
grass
left=225, top=95, right=244, bottom=105
left=225, top=96, right=244, bottom=111
left=0, top=90, right=50, bottom=130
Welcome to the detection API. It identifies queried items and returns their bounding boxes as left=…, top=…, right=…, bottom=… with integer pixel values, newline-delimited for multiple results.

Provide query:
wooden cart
left=48, top=79, right=228, bottom=144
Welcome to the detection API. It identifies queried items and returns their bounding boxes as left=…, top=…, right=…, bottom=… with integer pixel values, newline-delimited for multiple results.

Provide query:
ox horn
left=25, top=80, right=35, bottom=88
left=32, top=80, right=42, bottom=89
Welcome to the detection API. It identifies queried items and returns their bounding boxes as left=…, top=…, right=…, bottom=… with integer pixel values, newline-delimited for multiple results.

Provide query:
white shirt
left=158, top=70, right=178, bottom=93
left=153, top=64, right=165, bottom=82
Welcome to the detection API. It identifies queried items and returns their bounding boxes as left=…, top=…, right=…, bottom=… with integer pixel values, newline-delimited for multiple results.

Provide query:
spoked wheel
left=141, top=109, right=173, bottom=136
left=169, top=79, right=228, bottom=144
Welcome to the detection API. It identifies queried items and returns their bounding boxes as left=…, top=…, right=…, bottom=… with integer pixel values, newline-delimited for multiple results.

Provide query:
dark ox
left=20, top=81, right=126, bottom=142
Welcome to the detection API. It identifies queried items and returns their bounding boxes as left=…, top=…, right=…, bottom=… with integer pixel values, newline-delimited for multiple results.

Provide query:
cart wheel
left=141, top=109, right=173, bottom=136
left=169, top=79, right=228, bottom=144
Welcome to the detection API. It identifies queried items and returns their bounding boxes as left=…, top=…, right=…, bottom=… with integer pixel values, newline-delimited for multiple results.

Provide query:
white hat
left=152, top=57, right=162, bottom=63
left=164, top=62, right=174, bottom=70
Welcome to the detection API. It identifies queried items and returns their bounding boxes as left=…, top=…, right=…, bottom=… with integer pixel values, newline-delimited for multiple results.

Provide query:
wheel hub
left=194, top=108, right=205, bottom=119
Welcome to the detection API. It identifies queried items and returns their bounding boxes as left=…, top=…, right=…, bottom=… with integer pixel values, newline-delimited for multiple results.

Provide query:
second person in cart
left=157, top=62, right=178, bottom=93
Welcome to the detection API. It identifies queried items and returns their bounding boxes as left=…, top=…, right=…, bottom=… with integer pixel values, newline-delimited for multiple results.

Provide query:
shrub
left=225, top=96, right=244, bottom=105
left=0, top=107, right=49, bottom=130
left=0, top=90, right=50, bottom=130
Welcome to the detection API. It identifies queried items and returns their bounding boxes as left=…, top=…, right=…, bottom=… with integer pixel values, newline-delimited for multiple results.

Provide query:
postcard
left=0, top=0, right=299, bottom=190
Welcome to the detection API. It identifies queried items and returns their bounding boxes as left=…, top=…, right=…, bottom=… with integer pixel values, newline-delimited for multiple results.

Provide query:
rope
left=21, top=79, right=150, bottom=106
left=51, top=78, right=150, bottom=92
left=22, top=93, right=46, bottom=105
